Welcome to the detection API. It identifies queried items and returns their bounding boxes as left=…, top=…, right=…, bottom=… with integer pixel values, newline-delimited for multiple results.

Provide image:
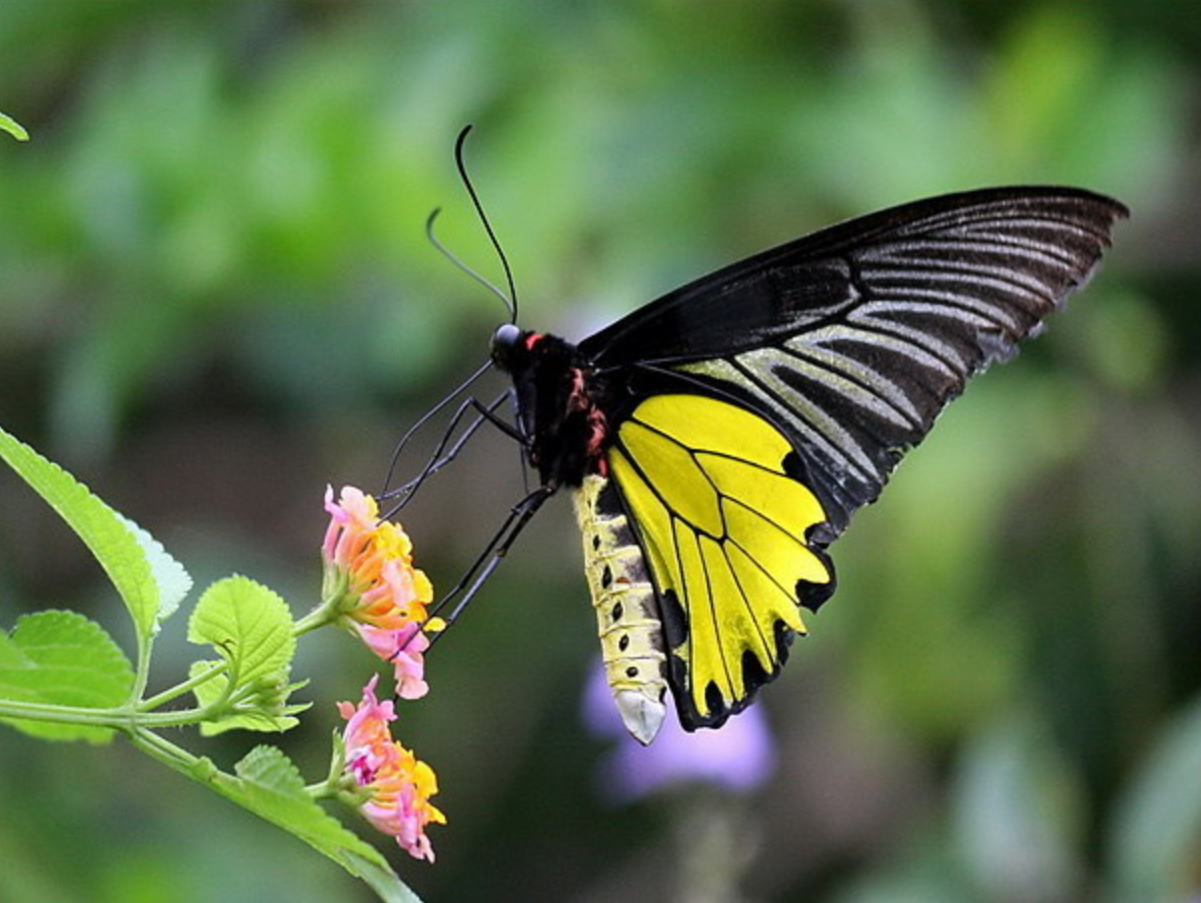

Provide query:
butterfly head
left=489, top=322, right=525, bottom=373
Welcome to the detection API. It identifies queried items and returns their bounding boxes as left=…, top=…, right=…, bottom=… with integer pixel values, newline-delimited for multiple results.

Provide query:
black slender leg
left=426, top=483, right=557, bottom=636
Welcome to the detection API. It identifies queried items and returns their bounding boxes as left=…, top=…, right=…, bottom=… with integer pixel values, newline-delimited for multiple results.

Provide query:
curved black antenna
left=454, top=124, right=519, bottom=324
left=380, top=128, right=521, bottom=508
left=380, top=356, right=494, bottom=497
left=425, top=208, right=514, bottom=316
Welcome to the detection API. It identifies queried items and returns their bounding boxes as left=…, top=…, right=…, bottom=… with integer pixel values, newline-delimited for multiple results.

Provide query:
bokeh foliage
left=0, top=2, right=1197, bottom=901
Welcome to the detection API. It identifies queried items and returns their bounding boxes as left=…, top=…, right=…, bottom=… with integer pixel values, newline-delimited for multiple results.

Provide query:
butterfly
left=403, top=144, right=1127, bottom=745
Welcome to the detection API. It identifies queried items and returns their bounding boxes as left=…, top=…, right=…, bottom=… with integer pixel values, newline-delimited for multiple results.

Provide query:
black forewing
left=579, top=186, right=1127, bottom=532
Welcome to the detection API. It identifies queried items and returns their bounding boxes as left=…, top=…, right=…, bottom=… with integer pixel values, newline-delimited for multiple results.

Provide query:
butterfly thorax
left=491, top=325, right=611, bottom=488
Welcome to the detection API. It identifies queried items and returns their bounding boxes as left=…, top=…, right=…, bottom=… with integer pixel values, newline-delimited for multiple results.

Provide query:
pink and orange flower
left=337, top=675, right=445, bottom=862
left=358, top=622, right=432, bottom=701
left=321, top=486, right=441, bottom=698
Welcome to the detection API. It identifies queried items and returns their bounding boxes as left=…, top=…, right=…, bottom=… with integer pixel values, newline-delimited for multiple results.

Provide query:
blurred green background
left=0, top=2, right=1197, bottom=901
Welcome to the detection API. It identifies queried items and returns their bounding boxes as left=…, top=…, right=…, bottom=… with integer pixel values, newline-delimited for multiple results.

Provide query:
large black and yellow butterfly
left=405, top=139, right=1126, bottom=745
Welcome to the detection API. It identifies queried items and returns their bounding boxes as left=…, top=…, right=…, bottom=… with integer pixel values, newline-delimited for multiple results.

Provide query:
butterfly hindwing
left=605, top=392, right=834, bottom=729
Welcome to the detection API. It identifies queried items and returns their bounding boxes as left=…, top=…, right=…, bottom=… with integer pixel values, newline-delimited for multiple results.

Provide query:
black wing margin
left=580, top=187, right=1127, bottom=534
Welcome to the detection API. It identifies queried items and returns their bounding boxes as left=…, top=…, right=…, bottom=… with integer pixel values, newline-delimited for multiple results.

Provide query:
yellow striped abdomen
left=573, top=473, right=667, bottom=745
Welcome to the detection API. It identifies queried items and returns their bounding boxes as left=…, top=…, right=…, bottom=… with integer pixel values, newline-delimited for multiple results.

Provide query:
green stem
left=0, top=697, right=212, bottom=730
left=138, top=660, right=229, bottom=712
left=127, top=725, right=203, bottom=773
left=125, top=727, right=229, bottom=791
left=294, top=606, right=337, bottom=637
left=0, top=698, right=135, bottom=729
left=306, top=780, right=336, bottom=799
left=129, top=630, right=155, bottom=706
left=132, top=707, right=215, bottom=728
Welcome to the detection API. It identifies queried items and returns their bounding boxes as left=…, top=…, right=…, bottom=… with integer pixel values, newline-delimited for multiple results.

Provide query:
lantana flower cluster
left=321, top=485, right=444, bottom=862
left=321, top=485, right=440, bottom=700
left=337, top=675, right=446, bottom=863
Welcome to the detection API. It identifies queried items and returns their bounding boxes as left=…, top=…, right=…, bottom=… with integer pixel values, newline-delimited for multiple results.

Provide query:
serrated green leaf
left=344, top=850, right=428, bottom=903
left=231, top=745, right=385, bottom=860
left=0, top=425, right=171, bottom=643
left=118, top=514, right=191, bottom=624
left=0, top=111, right=28, bottom=141
left=0, top=634, right=26, bottom=668
left=188, top=575, right=295, bottom=681
left=204, top=746, right=422, bottom=902
left=0, top=610, right=134, bottom=743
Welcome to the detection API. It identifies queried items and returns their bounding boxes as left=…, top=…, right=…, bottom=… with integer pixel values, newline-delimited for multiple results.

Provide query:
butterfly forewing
left=584, top=188, right=1128, bottom=531
left=581, top=188, right=1125, bottom=368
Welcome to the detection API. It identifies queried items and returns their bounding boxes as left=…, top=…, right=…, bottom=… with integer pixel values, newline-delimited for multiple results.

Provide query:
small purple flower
left=583, top=664, right=776, bottom=802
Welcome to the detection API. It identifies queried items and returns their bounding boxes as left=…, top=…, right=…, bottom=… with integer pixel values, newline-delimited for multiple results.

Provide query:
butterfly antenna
left=454, top=124, right=519, bottom=324
left=424, top=208, right=514, bottom=315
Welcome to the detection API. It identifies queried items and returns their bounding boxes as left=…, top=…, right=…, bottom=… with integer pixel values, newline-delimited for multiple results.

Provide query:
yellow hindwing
left=607, top=393, right=833, bottom=725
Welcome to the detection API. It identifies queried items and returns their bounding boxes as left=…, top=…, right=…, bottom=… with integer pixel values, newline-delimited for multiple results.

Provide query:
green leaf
left=0, top=610, right=134, bottom=743
left=1106, top=694, right=1201, bottom=903
left=0, top=111, right=28, bottom=141
left=187, top=575, right=295, bottom=679
left=188, top=576, right=302, bottom=734
left=342, top=850, right=428, bottom=903
left=118, top=514, right=192, bottom=624
left=0, top=425, right=186, bottom=643
left=206, top=746, right=422, bottom=903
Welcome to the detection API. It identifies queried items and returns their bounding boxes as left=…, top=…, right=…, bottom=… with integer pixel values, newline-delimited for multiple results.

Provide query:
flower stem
left=293, top=605, right=337, bottom=637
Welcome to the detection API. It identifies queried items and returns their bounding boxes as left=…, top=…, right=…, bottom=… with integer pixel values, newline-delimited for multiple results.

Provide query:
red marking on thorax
left=566, top=365, right=611, bottom=476
left=567, top=368, right=588, bottom=412
left=524, top=332, right=543, bottom=351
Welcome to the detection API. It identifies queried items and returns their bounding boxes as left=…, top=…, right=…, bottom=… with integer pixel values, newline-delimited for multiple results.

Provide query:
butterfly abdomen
left=573, top=473, right=668, bottom=745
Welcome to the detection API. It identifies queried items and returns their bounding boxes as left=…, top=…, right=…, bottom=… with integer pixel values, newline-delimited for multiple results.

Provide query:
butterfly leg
left=426, top=483, right=556, bottom=638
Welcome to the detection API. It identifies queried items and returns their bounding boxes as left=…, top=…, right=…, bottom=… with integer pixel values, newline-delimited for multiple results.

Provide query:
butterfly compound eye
left=490, top=323, right=523, bottom=371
